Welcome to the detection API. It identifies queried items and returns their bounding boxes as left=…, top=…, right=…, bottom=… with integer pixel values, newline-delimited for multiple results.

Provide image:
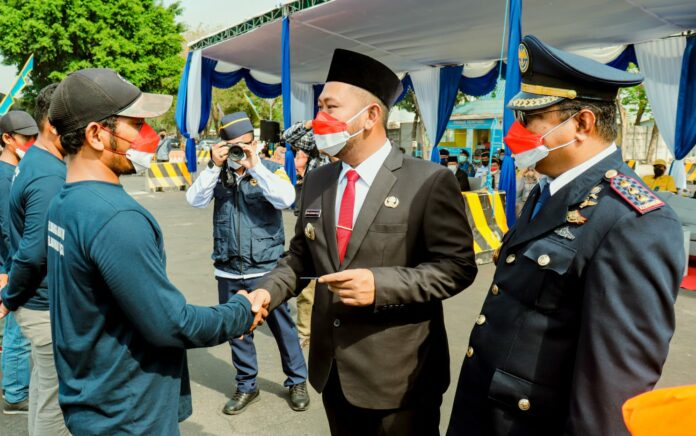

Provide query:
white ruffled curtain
left=635, top=37, right=687, bottom=190
left=410, top=68, right=440, bottom=145
left=291, top=82, right=314, bottom=125
left=185, top=50, right=203, bottom=140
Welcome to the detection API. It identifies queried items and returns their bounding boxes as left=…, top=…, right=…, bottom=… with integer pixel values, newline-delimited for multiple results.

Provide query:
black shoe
left=3, top=398, right=29, bottom=415
left=222, top=389, right=260, bottom=415
left=289, top=381, right=310, bottom=411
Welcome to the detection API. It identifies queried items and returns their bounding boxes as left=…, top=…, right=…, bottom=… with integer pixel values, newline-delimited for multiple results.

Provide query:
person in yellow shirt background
left=642, top=159, right=677, bottom=193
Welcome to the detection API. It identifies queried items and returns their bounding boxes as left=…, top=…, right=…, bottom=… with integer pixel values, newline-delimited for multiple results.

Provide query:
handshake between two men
left=241, top=268, right=378, bottom=327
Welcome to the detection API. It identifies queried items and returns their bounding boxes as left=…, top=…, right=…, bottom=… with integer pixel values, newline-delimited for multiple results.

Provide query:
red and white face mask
left=100, top=122, right=160, bottom=173
left=504, top=113, right=578, bottom=169
left=312, top=105, right=371, bottom=156
left=16, top=140, right=33, bottom=159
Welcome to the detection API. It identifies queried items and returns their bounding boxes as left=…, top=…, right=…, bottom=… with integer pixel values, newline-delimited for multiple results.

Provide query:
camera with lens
left=226, top=144, right=246, bottom=162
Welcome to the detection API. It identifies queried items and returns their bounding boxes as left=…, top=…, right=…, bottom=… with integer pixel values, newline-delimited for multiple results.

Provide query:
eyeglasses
left=514, top=108, right=566, bottom=126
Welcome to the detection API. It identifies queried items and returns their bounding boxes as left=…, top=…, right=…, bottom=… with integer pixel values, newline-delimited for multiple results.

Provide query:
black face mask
left=654, top=167, right=665, bottom=177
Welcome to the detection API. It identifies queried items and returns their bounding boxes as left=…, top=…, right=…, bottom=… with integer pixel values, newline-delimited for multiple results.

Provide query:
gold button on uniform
left=506, top=254, right=516, bottom=264
left=476, top=314, right=487, bottom=325
left=518, top=398, right=531, bottom=411
left=605, top=169, right=618, bottom=179
left=491, top=284, right=499, bottom=296
left=466, top=346, right=474, bottom=358
left=537, top=254, right=551, bottom=267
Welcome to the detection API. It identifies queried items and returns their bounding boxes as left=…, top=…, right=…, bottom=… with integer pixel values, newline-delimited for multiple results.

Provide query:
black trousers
left=322, top=366, right=442, bottom=436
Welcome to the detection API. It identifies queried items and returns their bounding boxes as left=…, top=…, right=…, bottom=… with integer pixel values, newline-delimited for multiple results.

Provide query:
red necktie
left=337, top=170, right=360, bottom=263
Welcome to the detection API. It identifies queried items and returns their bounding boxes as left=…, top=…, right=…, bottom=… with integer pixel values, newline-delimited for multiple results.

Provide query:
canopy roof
left=191, top=0, right=696, bottom=83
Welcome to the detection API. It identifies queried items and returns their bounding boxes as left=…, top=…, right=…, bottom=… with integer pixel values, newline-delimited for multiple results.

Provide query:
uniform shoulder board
left=606, top=170, right=664, bottom=214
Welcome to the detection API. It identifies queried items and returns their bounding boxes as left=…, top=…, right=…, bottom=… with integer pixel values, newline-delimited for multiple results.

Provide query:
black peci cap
left=508, top=35, right=644, bottom=111
left=260, top=120, right=280, bottom=143
left=0, top=111, right=38, bottom=136
left=219, top=112, right=254, bottom=141
left=325, top=49, right=403, bottom=108
left=49, top=68, right=172, bottom=135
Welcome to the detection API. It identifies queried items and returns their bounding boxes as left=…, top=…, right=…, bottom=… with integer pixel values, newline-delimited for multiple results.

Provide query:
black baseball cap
left=0, top=111, right=39, bottom=136
left=49, top=68, right=173, bottom=135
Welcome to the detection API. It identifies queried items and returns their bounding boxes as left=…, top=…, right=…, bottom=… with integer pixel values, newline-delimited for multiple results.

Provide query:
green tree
left=0, top=0, right=185, bottom=103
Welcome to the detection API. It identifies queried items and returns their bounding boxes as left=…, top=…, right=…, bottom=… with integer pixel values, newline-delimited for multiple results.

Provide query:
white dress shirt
left=544, top=143, right=618, bottom=196
left=335, top=140, right=392, bottom=227
left=185, top=160, right=296, bottom=279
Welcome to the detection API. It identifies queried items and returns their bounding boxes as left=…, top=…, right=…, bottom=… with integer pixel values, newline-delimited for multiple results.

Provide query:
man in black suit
left=447, top=155, right=471, bottom=192
left=447, top=35, right=684, bottom=436
left=247, top=49, right=478, bottom=435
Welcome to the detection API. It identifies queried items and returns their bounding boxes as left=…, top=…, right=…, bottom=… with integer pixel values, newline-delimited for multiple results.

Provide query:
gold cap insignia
left=518, top=43, right=530, bottom=74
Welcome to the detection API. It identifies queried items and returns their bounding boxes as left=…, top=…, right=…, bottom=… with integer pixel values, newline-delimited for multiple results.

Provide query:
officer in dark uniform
left=447, top=35, right=685, bottom=436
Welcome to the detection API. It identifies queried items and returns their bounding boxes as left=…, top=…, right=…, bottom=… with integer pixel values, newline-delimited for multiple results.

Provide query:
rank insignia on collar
left=591, top=186, right=602, bottom=195
left=250, top=178, right=258, bottom=187
left=304, top=223, right=315, bottom=240
left=554, top=226, right=576, bottom=240
left=609, top=173, right=664, bottom=214
left=567, top=209, right=587, bottom=225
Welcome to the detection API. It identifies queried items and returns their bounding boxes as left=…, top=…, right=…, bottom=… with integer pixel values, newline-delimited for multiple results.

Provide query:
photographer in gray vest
left=186, top=112, right=309, bottom=415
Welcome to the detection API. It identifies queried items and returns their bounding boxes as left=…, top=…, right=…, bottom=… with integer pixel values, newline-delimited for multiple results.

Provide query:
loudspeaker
left=260, top=120, right=280, bottom=143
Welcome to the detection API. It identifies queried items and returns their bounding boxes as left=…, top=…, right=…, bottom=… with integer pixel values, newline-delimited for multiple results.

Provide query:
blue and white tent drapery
left=675, top=36, right=696, bottom=168
left=281, top=16, right=296, bottom=185
left=499, top=0, right=522, bottom=226
left=636, top=37, right=688, bottom=190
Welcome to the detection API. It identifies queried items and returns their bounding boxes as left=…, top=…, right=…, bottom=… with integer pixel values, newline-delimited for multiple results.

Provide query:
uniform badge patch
left=566, top=209, right=587, bottom=225
left=554, top=226, right=576, bottom=240
left=304, top=209, right=321, bottom=219
left=608, top=172, right=664, bottom=214
left=304, top=223, right=315, bottom=240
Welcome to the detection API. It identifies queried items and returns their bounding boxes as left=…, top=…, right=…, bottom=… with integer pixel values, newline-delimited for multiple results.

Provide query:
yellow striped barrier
left=685, top=162, right=696, bottom=183
left=147, top=162, right=192, bottom=192
left=462, top=191, right=509, bottom=264
left=197, top=149, right=211, bottom=163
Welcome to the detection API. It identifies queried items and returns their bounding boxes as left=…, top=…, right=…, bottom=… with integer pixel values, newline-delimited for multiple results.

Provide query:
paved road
left=2, top=175, right=695, bottom=435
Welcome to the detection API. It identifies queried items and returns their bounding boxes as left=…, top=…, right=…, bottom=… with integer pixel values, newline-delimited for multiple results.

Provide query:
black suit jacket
left=447, top=149, right=684, bottom=436
left=455, top=169, right=471, bottom=192
left=259, top=145, right=477, bottom=409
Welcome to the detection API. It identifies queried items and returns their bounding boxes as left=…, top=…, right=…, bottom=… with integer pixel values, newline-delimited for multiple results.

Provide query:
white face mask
left=312, top=105, right=372, bottom=156
left=513, top=113, right=578, bottom=170
left=447, top=164, right=458, bottom=173
left=125, top=149, right=154, bottom=174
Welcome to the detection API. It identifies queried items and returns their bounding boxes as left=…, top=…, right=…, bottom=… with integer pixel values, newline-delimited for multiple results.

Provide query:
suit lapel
left=341, top=147, right=402, bottom=269
left=321, top=162, right=342, bottom=271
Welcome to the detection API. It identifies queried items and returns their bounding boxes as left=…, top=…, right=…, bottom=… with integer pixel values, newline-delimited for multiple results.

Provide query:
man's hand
left=0, top=273, right=8, bottom=289
left=238, top=141, right=260, bottom=170
left=211, top=141, right=230, bottom=167
left=319, top=269, right=376, bottom=306
left=0, top=302, right=9, bottom=320
left=237, top=290, right=269, bottom=333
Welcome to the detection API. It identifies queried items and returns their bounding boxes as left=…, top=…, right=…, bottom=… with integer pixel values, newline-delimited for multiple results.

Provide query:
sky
left=0, top=0, right=283, bottom=93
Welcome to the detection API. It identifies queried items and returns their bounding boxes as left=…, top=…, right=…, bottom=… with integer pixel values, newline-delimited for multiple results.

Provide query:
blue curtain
left=430, top=66, right=464, bottom=163
left=459, top=62, right=503, bottom=97
left=607, top=45, right=638, bottom=71
left=675, top=35, right=696, bottom=160
left=281, top=16, right=297, bottom=185
left=394, top=74, right=414, bottom=105
left=498, top=0, right=522, bottom=227
left=313, top=84, right=324, bottom=117
left=175, top=52, right=198, bottom=172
